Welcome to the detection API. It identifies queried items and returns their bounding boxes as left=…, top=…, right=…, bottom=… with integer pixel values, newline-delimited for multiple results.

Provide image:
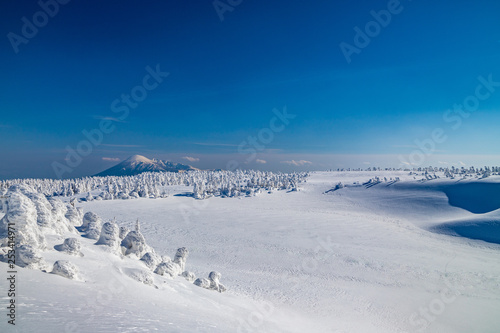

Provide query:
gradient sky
left=1, top=0, right=499, bottom=179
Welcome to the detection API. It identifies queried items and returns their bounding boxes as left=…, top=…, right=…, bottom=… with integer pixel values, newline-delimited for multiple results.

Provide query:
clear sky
left=1, top=0, right=499, bottom=179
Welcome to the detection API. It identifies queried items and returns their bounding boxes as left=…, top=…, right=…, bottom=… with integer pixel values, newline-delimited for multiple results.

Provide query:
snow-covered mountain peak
left=94, top=155, right=198, bottom=177
left=124, top=155, right=153, bottom=164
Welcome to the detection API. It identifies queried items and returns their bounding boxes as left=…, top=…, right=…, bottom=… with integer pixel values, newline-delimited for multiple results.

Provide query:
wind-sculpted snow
left=442, top=182, right=500, bottom=214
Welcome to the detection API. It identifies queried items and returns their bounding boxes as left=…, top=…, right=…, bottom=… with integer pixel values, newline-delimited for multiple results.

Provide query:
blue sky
left=1, top=0, right=499, bottom=179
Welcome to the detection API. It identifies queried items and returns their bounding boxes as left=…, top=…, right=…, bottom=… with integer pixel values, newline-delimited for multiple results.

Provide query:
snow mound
left=124, top=268, right=155, bottom=286
left=54, top=238, right=83, bottom=256
left=51, top=260, right=79, bottom=280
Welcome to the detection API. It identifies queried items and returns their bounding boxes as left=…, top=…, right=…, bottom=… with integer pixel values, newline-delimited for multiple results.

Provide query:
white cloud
left=102, top=157, right=120, bottom=162
left=183, top=156, right=200, bottom=162
left=438, top=161, right=449, bottom=165
left=363, top=161, right=371, bottom=165
left=459, top=161, right=466, bottom=166
left=256, top=159, right=267, bottom=164
left=280, top=160, right=312, bottom=166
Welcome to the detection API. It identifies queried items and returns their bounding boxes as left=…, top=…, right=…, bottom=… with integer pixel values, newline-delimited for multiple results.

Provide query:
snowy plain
left=1, top=171, right=500, bottom=332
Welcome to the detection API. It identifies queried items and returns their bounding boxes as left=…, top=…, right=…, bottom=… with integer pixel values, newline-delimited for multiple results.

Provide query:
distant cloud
left=102, top=157, right=120, bottom=162
left=256, top=159, right=267, bottom=164
left=183, top=156, right=200, bottom=162
left=363, top=161, right=371, bottom=165
left=280, top=160, right=312, bottom=166
left=438, top=161, right=449, bottom=165
left=459, top=161, right=466, bottom=166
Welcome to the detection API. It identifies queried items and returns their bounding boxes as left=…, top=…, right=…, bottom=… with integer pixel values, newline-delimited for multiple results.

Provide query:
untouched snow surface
left=1, top=171, right=500, bottom=332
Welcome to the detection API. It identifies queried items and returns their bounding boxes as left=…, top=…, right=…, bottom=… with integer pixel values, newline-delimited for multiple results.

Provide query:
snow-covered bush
left=194, top=277, right=210, bottom=289
left=119, top=226, right=129, bottom=240
left=121, top=231, right=148, bottom=257
left=55, top=238, right=82, bottom=256
left=95, top=221, right=120, bottom=249
left=0, top=189, right=46, bottom=251
left=140, top=252, right=162, bottom=270
left=182, top=271, right=196, bottom=282
left=16, top=244, right=48, bottom=270
left=154, top=261, right=182, bottom=278
left=194, top=271, right=226, bottom=292
left=65, top=204, right=83, bottom=227
left=51, top=260, right=79, bottom=280
left=48, top=197, right=77, bottom=234
left=173, top=247, right=189, bottom=272
left=81, top=211, right=101, bottom=232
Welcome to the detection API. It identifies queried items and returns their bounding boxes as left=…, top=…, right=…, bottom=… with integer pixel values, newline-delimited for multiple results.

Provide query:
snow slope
left=2, top=171, right=500, bottom=332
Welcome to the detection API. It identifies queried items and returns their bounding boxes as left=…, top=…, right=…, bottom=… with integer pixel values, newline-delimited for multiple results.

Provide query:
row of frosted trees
left=0, top=170, right=309, bottom=201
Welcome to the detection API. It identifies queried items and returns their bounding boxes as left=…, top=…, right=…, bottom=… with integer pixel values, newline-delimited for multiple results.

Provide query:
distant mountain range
left=94, top=155, right=198, bottom=177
